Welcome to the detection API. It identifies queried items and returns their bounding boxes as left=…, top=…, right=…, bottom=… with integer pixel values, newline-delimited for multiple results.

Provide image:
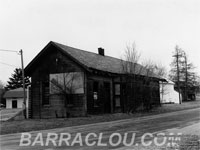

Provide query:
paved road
left=0, top=108, right=200, bottom=150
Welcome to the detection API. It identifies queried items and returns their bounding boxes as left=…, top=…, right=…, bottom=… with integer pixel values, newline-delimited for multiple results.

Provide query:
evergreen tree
left=5, top=68, right=30, bottom=90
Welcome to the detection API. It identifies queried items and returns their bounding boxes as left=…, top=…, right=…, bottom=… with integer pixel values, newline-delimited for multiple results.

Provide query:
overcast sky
left=0, top=0, right=200, bottom=83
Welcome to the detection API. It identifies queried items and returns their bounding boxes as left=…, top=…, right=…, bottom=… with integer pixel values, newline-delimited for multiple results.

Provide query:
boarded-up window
left=114, top=84, right=121, bottom=107
left=115, top=97, right=121, bottom=107
left=115, top=84, right=120, bottom=95
left=50, top=72, right=84, bottom=94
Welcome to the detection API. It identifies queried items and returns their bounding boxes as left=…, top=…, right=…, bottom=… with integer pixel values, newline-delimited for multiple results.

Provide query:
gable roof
left=25, top=41, right=161, bottom=79
left=3, top=88, right=27, bottom=98
left=54, top=42, right=127, bottom=74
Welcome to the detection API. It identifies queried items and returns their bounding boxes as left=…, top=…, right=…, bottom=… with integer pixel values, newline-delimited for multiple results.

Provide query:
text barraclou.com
left=20, top=132, right=182, bottom=147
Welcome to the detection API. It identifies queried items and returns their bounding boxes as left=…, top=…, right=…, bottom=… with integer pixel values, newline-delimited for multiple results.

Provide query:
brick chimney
left=98, top=47, right=104, bottom=56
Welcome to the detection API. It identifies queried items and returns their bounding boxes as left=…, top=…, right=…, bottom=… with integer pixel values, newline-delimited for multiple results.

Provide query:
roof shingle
left=25, top=41, right=161, bottom=79
left=53, top=42, right=155, bottom=77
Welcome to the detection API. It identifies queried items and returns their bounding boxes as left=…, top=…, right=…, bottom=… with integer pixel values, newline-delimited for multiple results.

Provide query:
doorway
left=12, top=100, right=17, bottom=108
left=104, top=82, right=111, bottom=113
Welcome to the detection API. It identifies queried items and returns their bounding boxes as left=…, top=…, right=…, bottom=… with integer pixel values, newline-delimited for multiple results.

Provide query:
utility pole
left=19, top=49, right=26, bottom=119
left=184, top=52, right=188, bottom=101
left=174, top=46, right=182, bottom=104
left=0, top=48, right=27, bottom=118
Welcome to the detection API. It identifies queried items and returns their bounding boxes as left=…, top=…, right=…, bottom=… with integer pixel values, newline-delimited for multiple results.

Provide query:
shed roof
left=3, top=88, right=27, bottom=98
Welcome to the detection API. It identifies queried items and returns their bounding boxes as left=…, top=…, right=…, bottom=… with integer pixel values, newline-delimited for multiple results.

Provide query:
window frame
left=114, top=83, right=121, bottom=107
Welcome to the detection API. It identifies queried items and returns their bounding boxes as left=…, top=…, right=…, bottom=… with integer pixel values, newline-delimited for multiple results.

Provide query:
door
left=87, top=80, right=111, bottom=114
left=12, top=100, right=17, bottom=108
left=104, top=82, right=111, bottom=113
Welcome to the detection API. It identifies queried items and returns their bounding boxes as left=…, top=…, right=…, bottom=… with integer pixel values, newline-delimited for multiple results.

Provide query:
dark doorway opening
left=104, top=82, right=111, bottom=113
left=12, top=100, right=17, bottom=108
left=87, top=80, right=111, bottom=114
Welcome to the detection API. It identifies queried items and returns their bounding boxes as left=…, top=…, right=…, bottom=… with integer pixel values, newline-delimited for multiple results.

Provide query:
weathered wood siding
left=28, top=44, right=161, bottom=118
left=30, top=45, right=86, bottom=118
left=87, top=74, right=113, bottom=114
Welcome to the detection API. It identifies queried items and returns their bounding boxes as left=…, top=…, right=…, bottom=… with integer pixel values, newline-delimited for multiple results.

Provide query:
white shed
left=160, top=79, right=181, bottom=104
left=3, top=88, right=27, bottom=109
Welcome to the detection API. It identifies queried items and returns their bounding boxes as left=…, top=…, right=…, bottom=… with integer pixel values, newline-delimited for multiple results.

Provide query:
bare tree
left=141, top=60, right=158, bottom=111
left=154, top=64, right=167, bottom=79
left=141, top=60, right=169, bottom=109
left=0, top=80, right=5, bottom=89
left=121, top=44, right=164, bottom=112
left=169, top=45, right=184, bottom=104
left=169, top=46, right=198, bottom=102
left=121, top=43, right=142, bottom=113
left=150, top=63, right=168, bottom=104
left=121, top=43, right=167, bottom=112
left=50, top=72, right=84, bottom=117
left=181, top=52, right=197, bottom=100
left=121, top=43, right=141, bottom=74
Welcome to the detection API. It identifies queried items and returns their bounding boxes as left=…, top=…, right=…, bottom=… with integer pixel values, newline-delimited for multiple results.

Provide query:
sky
left=0, top=0, right=200, bottom=84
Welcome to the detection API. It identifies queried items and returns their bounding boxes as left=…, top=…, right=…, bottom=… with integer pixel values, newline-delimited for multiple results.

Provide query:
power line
left=0, top=48, right=27, bottom=118
left=0, top=61, right=19, bottom=67
left=0, top=49, right=20, bottom=68
left=0, top=48, right=20, bottom=67
left=0, top=49, right=18, bottom=53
